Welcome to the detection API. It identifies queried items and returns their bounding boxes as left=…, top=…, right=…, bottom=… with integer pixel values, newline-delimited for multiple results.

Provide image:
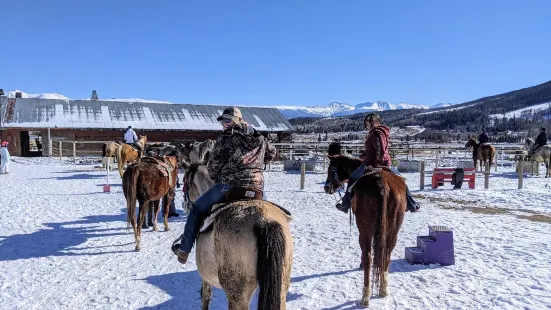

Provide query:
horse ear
left=202, top=151, right=211, bottom=165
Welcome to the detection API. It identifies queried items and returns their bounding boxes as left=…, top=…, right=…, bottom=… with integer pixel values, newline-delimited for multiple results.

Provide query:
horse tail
left=123, top=165, right=139, bottom=232
left=372, top=173, right=388, bottom=293
left=116, top=144, right=124, bottom=177
left=254, top=220, right=286, bottom=310
left=102, top=143, right=107, bottom=158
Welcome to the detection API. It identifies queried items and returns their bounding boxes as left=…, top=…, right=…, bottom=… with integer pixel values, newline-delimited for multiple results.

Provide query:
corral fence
left=49, top=139, right=536, bottom=189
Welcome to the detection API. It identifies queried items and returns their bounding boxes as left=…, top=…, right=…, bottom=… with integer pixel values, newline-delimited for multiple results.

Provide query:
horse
left=115, top=135, right=148, bottom=177
left=524, top=138, right=551, bottom=177
left=180, top=158, right=293, bottom=310
left=178, top=139, right=215, bottom=165
left=323, top=155, right=406, bottom=308
left=102, top=141, right=120, bottom=160
left=122, top=155, right=178, bottom=251
left=465, top=138, right=495, bottom=172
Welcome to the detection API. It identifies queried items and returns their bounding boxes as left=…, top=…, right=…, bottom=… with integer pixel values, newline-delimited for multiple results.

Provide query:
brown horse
left=102, top=141, right=120, bottom=160
left=122, top=155, right=178, bottom=251
left=324, top=155, right=407, bottom=308
left=181, top=159, right=293, bottom=310
left=115, top=135, right=148, bottom=177
left=465, top=138, right=495, bottom=171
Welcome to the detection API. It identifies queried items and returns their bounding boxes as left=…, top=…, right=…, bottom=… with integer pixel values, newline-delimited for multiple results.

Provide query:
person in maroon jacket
left=336, top=113, right=420, bottom=213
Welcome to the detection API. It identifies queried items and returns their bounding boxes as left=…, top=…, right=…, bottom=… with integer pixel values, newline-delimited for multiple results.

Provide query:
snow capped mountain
left=431, top=102, right=454, bottom=109
left=277, top=101, right=430, bottom=118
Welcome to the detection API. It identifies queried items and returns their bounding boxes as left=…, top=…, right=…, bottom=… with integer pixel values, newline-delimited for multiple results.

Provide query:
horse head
left=465, top=138, right=477, bottom=148
left=181, top=156, right=214, bottom=202
left=324, top=155, right=359, bottom=194
left=138, top=135, right=148, bottom=145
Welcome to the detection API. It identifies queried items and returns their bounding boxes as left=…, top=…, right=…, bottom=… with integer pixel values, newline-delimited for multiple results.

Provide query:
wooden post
left=300, top=162, right=306, bottom=190
left=484, top=162, right=490, bottom=190
left=494, top=151, right=498, bottom=172
left=420, top=160, right=425, bottom=190
left=59, top=141, right=62, bottom=158
left=517, top=160, right=523, bottom=189
left=72, top=142, right=76, bottom=161
left=47, top=127, right=52, bottom=157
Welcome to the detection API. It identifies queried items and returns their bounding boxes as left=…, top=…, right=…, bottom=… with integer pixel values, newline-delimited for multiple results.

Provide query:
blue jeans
left=179, top=184, right=232, bottom=253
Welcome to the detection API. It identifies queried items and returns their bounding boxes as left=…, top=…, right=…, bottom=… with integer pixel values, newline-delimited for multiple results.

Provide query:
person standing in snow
left=1, top=142, right=11, bottom=174
left=124, top=126, right=143, bottom=159
left=335, top=113, right=420, bottom=213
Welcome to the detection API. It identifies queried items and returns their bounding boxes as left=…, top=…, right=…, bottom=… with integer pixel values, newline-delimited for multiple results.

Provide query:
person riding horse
left=478, top=130, right=489, bottom=144
left=335, top=113, right=420, bottom=213
left=172, top=107, right=277, bottom=264
left=529, top=127, right=548, bottom=156
left=124, top=126, right=144, bottom=160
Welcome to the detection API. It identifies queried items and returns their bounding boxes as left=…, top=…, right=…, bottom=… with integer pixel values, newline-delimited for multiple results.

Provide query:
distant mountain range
left=272, top=101, right=456, bottom=119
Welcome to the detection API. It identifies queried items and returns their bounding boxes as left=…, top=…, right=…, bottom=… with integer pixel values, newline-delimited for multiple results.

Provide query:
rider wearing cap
left=172, top=107, right=276, bottom=264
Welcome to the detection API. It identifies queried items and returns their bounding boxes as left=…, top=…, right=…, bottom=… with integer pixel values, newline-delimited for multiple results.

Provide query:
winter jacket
left=124, top=129, right=138, bottom=144
left=535, top=132, right=548, bottom=146
left=478, top=133, right=489, bottom=144
left=363, top=125, right=391, bottom=168
left=207, top=125, right=276, bottom=191
left=0, top=147, right=10, bottom=162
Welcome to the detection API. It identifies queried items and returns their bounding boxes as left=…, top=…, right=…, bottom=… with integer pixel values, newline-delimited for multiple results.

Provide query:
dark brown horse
left=324, top=155, right=407, bottom=307
left=122, top=155, right=178, bottom=251
left=465, top=138, right=495, bottom=171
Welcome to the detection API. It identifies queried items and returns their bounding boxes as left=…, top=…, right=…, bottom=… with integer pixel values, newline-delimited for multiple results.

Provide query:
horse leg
left=136, top=199, right=149, bottom=251
left=162, top=194, right=172, bottom=231
left=151, top=200, right=161, bottom=232
left=358, top=225, right=373, bottom=307
left=224, top=281, right=256, bottom=310
left=201, top=281, right=212, bottom=310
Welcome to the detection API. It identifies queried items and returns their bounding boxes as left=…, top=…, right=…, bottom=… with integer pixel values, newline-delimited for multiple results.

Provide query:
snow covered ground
left=1, top=157, right=550, bottom=309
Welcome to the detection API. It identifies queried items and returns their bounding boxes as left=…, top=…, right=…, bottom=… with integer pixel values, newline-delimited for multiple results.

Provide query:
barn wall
left=1, top=128, right=292, bottom=157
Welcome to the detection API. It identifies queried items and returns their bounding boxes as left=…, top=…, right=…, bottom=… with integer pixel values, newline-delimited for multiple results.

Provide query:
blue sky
left=1, top=1, right=550, bottom=107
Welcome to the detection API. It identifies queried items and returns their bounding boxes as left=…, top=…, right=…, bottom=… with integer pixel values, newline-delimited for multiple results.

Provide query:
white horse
left=524, top=138, right=551, bottom=177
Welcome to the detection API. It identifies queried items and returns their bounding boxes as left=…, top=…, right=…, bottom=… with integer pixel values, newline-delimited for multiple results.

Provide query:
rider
left=124, top=126, right=143, bottom=159
left=335, top=113, right=420, bottom=214
left=172, top=107, right=276, bottom=264
left=478, top=129, right=489, bottom=144
left=529, top=127, right=548, bottom=155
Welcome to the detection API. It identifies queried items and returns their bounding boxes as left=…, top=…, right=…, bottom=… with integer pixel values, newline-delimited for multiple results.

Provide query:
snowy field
left=1, top=157, right=550, bottom=309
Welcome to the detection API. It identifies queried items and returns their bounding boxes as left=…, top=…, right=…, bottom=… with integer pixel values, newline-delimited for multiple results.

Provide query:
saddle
left=197, top=187, right=290, bottom=233
left=140, top=157, right=174, bottom=190
left=349, top=165, right=394, bottom=197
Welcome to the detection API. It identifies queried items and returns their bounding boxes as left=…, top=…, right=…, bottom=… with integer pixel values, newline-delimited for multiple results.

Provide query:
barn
left=0, top=97, right=294, bottom=157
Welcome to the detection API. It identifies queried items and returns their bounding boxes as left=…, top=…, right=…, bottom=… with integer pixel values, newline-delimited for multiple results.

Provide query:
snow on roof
left=1, top=98, right=293, bottom=132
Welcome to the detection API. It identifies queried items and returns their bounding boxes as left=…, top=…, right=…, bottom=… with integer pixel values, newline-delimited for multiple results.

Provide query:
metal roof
left=0, top=98, right=294, bottom=132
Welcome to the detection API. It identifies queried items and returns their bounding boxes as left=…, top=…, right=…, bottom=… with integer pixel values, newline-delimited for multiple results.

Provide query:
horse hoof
left=165, top=227, right=170, bottom=232
left=359, top=300, right=369, bottom=308
left=135, top=246, right=141, bottom=251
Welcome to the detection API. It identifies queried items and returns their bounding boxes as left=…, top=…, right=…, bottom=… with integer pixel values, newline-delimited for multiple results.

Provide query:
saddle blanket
left=199, top=201, right=292, bottom=233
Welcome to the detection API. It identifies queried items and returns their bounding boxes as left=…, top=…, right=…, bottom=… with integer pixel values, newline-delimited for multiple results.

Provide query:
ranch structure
left=0, top=97, right=294, bottom=157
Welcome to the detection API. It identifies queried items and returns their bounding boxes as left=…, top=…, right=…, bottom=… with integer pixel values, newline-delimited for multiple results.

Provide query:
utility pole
left=0, top=89, right=6, bottom=131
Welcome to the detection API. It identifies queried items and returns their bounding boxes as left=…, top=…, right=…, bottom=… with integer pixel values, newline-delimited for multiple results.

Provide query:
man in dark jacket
left=335, top=113, right=420, bottom=213
left=478, top=130, right=489, bottom=144
left=172, top=107, right=276, bottom=265
left=530, top=128, right=548, bottom=155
